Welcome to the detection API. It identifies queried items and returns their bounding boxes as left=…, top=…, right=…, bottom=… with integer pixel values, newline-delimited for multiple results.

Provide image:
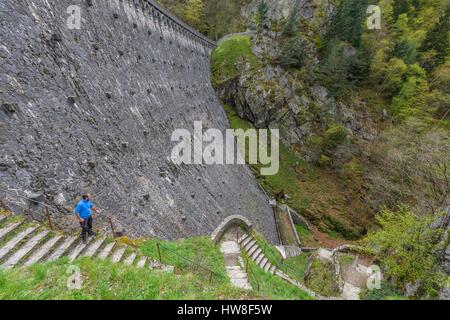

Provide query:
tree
left=253, top=0, right=269, bottom=30
left=279, top=37, right=305, bottom=69
left=368, top=118, right=450, bottom=214
left=364, top=206, right=446, bottom=295
left=419, top=5, right=450, bottom=72
left=183, top=0, right=205, bottom=30
left=392, top=39, right=417, bottom=64
left=324, top=0, right=369, bottom=48
left=282, top=0, right=301, bottom=37
left=380, top=57, right=408, bottom=97
left=393, top=0, right=411, bottom=21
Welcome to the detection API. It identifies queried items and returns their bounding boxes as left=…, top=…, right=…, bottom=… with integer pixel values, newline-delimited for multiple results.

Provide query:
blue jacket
left=75, top=200, right=94, bottom=219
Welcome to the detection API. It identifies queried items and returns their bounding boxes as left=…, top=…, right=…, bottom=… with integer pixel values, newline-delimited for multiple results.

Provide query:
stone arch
left=210, top=215, right=253, bottom=244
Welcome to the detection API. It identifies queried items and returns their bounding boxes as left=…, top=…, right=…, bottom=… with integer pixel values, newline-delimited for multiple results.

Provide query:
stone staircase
left=237, top=232, right=333, bottom=299
left=238, top=233, right=277, bottom=274
left=275, top=245, right=303, bottom=259
left=0, top=213, right=173, bottom=272
left=220, top=240, right=252, bottom=290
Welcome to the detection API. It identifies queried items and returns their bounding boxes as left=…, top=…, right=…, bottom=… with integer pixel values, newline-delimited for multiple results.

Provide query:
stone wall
left=0, top=0, right=278, bottom=242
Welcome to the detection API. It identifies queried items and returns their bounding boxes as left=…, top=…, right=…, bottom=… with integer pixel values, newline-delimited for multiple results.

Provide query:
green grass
left=245, top=257, right=314, bottom=300
left=250, top=231, right=310, bottom=286
left=360, top=282, right=407, bottom=300
left=0, top=234, right=314, bottom=300
left=282, top=254, right=310, bottom=281
left=211, top=35, right=259, bottom=86
left=338, top=254, right=355, bottom=269
left=223, top=104, right=362, bottom=240
left=251, top=231, right=284, bottom=263
left=304, top=259, right=339, bottom=297
left=294, top=224, right=317, bottom=246
left=0, top=257, right=247, bottom=300
left=140, top=236, right=228, bottom=282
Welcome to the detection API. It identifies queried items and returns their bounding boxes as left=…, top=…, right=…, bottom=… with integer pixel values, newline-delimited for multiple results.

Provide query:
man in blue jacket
left=75, top=194, right=100, bottom=244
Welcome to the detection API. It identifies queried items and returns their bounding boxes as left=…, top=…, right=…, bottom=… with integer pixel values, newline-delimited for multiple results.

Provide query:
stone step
left=225, top=266, right=252, bottom=290
left=83, top=237, right=106, bottom=258
left=123, top=252, right=137, bottom=266
left=97, top=242, right=115, bottom=260
left=0, top=226, right=37, bottom=261
left=238, top=233, right=248, bottom=244
left=259, top=257, right=269, bottom=269
left=250, top=247, right=262, bottom=261
left=241, top=236, right=252, bottom=248
left=244, top=239, right=257, bottom=252
left=136, top=256, right=147, bottom=268
left=0, top=221, right=22, bottom=242
left=248, top=243, right=260, bottom=257
left=24, top=235, right=63, bottom=266
left=285, top=246, right=302, bottom=258
left=111, top=246, right=127, bottom=263
left=68, top=239, right=92, bottom=262
left=342, top=282, right=361, bottom=300
left=269, top=265, right=276, bottom=274
left=47, top=236, right=78, bottom=262
left=264, top=262, right=272, bottom=272
left=148, top=259, right=174, bottom=273
left=1, top=230, right=49, bottom=269
left=255, top=251, right=265, bottom=265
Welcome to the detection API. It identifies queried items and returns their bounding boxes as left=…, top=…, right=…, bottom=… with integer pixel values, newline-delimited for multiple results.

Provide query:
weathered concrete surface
left=0, top=0, right=278, bottom=242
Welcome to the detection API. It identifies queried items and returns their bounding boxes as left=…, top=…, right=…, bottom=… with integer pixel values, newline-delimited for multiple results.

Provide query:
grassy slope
left=211, top=35, right=259, bottom=86
left=212, top=34, right=378, bottom=242
left=0, top=231, right=312, bottom=300
left=224, top=103, right=363, bottom=244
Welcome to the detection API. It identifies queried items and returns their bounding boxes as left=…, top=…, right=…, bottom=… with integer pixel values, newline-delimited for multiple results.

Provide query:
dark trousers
left=80, top=216, right=94, bottom=241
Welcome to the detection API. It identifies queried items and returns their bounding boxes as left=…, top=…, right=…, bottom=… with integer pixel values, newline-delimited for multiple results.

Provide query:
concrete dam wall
left=0, top=0, right=278, bottom=242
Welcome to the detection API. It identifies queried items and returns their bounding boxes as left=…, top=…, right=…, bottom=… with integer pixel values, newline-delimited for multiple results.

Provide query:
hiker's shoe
left=89, top=232, right=96, bottom=238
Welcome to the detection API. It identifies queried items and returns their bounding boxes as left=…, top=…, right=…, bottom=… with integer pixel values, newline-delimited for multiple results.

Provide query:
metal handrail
left=144, top=0, right=216, bottom=47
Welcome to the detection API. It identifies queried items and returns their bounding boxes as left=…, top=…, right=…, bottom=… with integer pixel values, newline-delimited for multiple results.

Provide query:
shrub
left=363, top=282, right=405, bottom=300
left=364, top=206, right=446, bottom=295
left=322, top=124, right=348, bottom=152
left=279, top=37, right=305, bottom=69
left=318, top=154, right=332, bottom=167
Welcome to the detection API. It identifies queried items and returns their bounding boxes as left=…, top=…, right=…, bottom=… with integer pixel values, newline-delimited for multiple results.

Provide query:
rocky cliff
left=218, top=0, right=372, bottom=162
left=0, top=0, right=278, bottom=242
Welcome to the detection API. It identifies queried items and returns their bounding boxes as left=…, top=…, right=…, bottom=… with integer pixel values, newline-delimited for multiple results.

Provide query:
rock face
left=242, top=0, right=334, bottom=24
left=0, top=0, right=278, bottom=242
left=218, top=1, right=372, bottom=162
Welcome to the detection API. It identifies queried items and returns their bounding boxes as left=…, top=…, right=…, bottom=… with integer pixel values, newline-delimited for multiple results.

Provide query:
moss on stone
left=211, top=35, right=259, bottom=86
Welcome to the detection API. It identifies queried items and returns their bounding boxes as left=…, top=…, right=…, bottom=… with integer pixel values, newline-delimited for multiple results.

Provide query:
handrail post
left=44, top=206, right=53, bottom=230
left=245, top=257, right=249, bottom=274
left=209, top=271, right=213, bottom=283
left=157, top=243, right=162, bottom=263
left=108, top=218, right=116, bottom=239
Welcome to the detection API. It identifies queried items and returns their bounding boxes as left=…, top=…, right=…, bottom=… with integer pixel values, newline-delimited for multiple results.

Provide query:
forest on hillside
left=157, top=0, right=252, bottom=40
left=159, top=0, right=450, bottom=298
